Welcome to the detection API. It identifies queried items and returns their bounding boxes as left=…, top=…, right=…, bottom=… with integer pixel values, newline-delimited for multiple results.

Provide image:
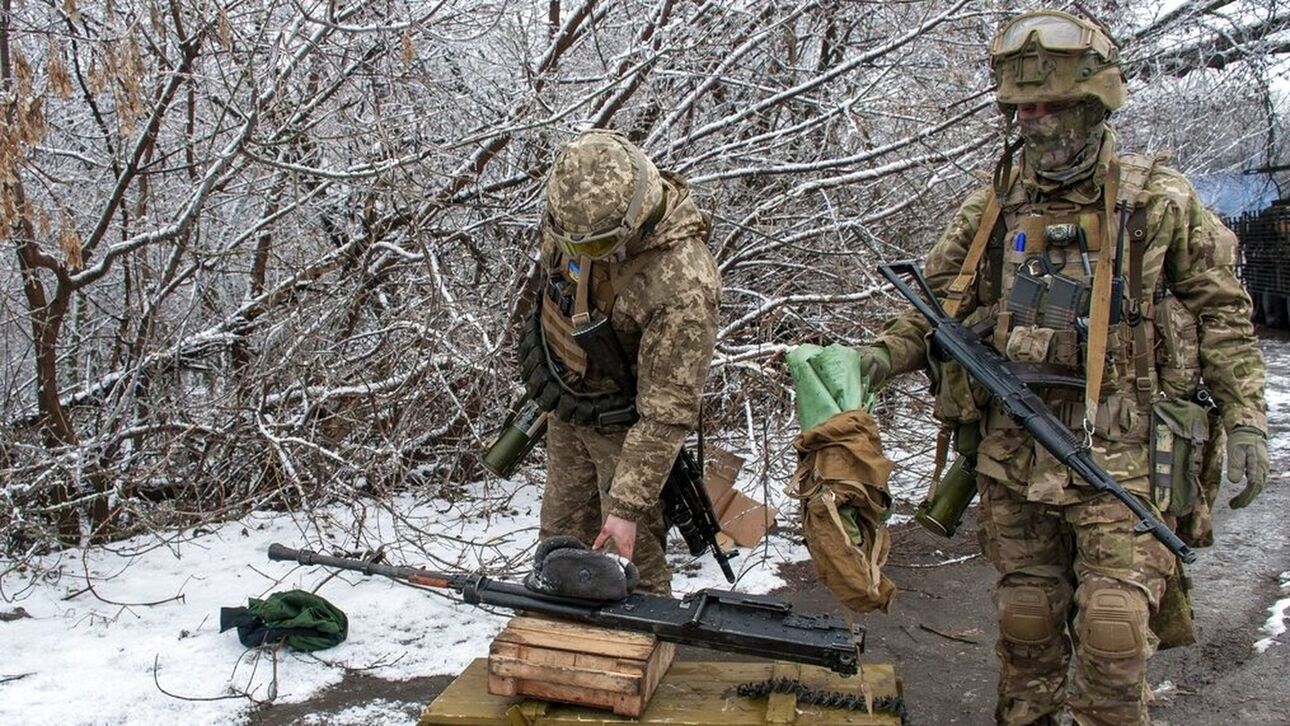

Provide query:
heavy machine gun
left=878, top=260, right=1196, bottom=564
left=267, top=543, right=863, bottom=675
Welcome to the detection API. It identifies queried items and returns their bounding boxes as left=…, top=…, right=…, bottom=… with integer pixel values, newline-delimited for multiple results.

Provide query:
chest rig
left=942, top=153, right=1166, bottom=433
left=517, top=248, right=653, bottom=428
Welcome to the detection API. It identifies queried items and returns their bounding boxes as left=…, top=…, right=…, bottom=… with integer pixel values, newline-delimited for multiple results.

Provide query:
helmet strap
left=993, top=121, right=1024, bottom=200
left=619, top=141, right=651, bottom=241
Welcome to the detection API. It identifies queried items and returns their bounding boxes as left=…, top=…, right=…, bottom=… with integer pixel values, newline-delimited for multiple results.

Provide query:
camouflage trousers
left=541, top=417, right=672, bottom=596
left=977, top=476, right=1174, bottom=726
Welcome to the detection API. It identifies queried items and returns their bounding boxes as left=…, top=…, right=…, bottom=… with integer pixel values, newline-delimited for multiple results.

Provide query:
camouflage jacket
left=540, top=174, right=721, bottom=521
left=875, top=134, right=1266, bottom=502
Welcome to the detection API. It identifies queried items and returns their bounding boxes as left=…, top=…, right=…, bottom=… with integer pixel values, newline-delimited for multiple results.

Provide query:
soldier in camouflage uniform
left=526, top=129, right=720, bottom=596
left=854, top=11, right=1269, bottom=725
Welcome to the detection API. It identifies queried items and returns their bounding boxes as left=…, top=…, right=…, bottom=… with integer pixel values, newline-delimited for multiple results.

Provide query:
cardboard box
left=702, top=447, right=777, bottom=548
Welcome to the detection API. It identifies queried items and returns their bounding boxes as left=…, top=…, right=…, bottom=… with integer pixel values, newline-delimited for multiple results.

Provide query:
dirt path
left=250, top=341, right=1290, bottom=726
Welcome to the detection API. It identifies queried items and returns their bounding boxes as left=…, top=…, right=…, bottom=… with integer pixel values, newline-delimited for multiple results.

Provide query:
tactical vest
left=517, top=189, right=675, bottom=428
left=517, top=254, right=643, bottom=427
left=933, top=153, right=1211, bottom=516
left=937, top=154, right=1191, bottom=420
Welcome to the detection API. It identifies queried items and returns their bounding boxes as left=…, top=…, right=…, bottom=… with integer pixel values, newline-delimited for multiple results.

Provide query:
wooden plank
left=502, top=615, right=658, bottom=647
left=641, top=641, right=675, bottom=707
left=495, top=616, right=658, bottom=660
left=488, top=671, right=518, bottom=697
left=765, top=662, right=800, bottom=724
left=423, top=659, right=905, bottom=726
left=505, top=677, right=630, bottom=715
left=490, top=654, right=643, bottom=694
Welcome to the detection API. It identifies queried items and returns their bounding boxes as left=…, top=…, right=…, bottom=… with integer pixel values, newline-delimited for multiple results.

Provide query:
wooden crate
left=486, top=616, right=676, bottom=717
left=422, top=658, right=903, bottom=725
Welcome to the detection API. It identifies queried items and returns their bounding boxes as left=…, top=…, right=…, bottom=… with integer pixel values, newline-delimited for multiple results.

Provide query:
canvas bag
left=790, top=410, right=896, bottom=613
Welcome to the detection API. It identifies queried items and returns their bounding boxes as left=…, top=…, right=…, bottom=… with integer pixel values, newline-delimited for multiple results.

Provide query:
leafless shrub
left=0, top=0, right=1285, bottom=580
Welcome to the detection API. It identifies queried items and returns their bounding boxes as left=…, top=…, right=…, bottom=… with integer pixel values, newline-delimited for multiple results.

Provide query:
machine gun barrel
left=268, top=543, right=863, bottom=674
left=877, top=261, right=1196, bottom=564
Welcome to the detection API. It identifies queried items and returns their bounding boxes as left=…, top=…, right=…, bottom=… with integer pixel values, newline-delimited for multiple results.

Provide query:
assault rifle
left=267, top=544, right=862, bottom=674
left=663, top=448, right=737, bottom=582
left=878, top=261, right=1197, bottom=564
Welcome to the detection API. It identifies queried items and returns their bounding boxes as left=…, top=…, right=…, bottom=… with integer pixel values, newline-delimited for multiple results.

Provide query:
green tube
left=914, top=423, right=981, bottom=538
left=481, top=397, right=548, bottom=478
left=914, top=456, right=978, bottom=538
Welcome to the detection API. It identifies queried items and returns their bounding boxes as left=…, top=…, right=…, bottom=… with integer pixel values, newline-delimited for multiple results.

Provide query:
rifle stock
left=268, top=543, right=862, bottom=675
left=878, top=261, right=1196, bottom=564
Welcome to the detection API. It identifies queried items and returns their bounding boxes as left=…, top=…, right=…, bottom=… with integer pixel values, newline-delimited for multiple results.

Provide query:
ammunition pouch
left=1149, top=397, right=1210, bottom=517
left=518, top=303, right=638, bottom=427
left=1150, top=561, right=1196, bottom=650
left=1004, top=324, right=1082, bottom=370
left=1153, top=292, right=1202, bottom=400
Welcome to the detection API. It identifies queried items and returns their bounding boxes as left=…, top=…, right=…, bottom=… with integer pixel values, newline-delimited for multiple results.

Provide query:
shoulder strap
left=1084, top=157, right=1121, bottom=434
left=573, top=254, right=593, bottom=327
left=944, top=189, right=1002, bottom=319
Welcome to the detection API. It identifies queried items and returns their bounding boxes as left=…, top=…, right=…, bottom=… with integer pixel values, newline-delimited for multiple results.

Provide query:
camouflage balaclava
left=988, top=10, right=1125, bottom=190
left=1018, top=98, right=1107, bottom=183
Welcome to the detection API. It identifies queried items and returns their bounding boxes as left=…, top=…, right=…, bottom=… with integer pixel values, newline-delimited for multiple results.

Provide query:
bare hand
left=593, top=515, right=638, bottom=562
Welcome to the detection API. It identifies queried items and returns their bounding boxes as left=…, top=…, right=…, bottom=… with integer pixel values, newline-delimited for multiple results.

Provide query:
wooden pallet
left=486, top=616, right=676, bottom=717
left=422, top=658, right=903, bottom=725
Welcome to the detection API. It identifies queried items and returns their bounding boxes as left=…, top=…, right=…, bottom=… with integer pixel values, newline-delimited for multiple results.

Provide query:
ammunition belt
left=518, top=303, right=638, bottom=427
left=733, top=678, right=909, bottom=725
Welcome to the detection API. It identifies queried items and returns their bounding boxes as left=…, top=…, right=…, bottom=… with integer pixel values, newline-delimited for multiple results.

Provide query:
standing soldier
left=518, top=129, right=720, bottom=596
left=856, top=10, right=1268, bottom=725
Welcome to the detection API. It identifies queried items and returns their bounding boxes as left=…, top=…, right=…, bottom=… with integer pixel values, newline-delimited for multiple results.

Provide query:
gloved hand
left=524, top=535, right=640, bottom=601
left=1226, top=426, right=1269, bottom=509
left=856, top=345, right=892, bottom=389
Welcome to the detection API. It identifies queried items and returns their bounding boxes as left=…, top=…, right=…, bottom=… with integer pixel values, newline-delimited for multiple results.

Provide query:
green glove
left=1226, top=426, right=1269, bottom=509
left=856, top=345, right=891, bottom=390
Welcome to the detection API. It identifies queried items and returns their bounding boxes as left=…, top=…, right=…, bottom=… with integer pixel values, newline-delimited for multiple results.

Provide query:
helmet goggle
left=990, top=11, right=1116, bottom=62
left=546, top=138, right=650, bottom=261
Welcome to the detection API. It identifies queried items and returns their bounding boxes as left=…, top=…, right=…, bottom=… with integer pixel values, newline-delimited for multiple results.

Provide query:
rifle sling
left=944, top=190, right=1002, bottom=319
left=1084, top=158, right=1120, bottom=430
left=1118, top=152, right=1166, bottom=407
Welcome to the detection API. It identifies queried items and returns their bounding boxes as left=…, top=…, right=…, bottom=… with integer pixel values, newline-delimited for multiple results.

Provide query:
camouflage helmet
left=544, top=129, right=664, bottom=260
left=989, top=9, right=1125, bottom=113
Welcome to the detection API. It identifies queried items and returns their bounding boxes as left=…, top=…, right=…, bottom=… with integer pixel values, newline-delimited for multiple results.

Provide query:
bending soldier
left=520, top=130, right=720, bottom=596
left=857, top=10, right=1268, bottom=725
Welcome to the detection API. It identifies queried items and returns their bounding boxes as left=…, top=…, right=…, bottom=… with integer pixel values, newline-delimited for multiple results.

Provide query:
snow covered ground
left=5, top=338, right=1287, bottom=726
left=0, top=461, right=811, bottom=726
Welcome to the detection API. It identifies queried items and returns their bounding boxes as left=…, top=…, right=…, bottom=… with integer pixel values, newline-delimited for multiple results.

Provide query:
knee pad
left=999, top=584, right=1057, bottom=645
left=1078, top=586, right=1147, bottom=659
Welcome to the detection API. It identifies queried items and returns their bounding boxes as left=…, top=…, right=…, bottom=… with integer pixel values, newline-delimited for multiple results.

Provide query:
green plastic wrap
left=809, top=344, right=872, bottom=412
left=788, top=344, right=874, bottom=432
left=787, top=344, right=843, bottom=432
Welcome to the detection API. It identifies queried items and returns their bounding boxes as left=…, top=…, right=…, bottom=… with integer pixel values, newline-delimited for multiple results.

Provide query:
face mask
left=1018, top=100, right=1106, bottom=180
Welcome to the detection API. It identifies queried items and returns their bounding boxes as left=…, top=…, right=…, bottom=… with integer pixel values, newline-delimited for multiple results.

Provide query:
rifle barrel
left=268, top=543, right=465, bottom=589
